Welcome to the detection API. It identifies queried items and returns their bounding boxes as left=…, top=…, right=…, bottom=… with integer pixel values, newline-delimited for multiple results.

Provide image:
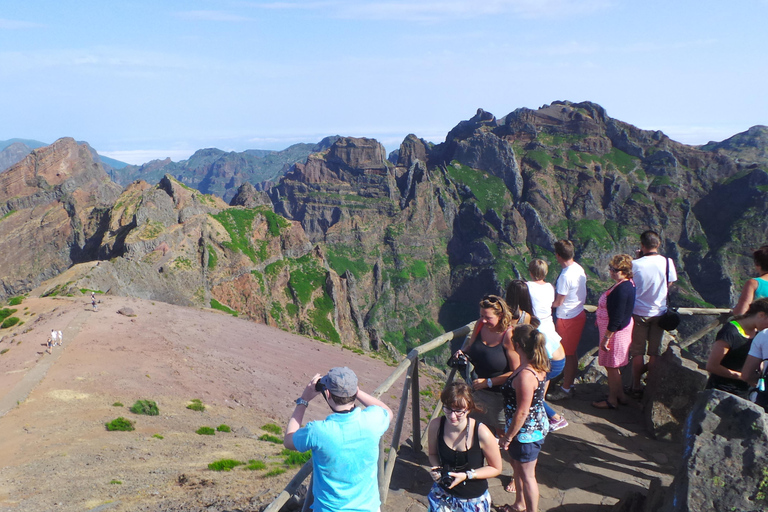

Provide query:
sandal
left=592, top=399, right=617, bottom=409
left=505, top=479, right=516, bottom=493
left=498, top=505, right=525, bottom=512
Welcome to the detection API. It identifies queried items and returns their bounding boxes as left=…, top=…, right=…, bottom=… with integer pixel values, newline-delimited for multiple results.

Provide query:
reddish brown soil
left=0, top=296, right=418, bottom=512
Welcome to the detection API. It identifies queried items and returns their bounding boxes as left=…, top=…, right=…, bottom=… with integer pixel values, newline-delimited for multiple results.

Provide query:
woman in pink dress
left=593, top=254, right=636, bottom=409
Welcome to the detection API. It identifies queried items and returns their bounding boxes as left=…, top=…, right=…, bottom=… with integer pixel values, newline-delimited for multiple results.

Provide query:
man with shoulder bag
left=629, top=230, right=677, bottom=397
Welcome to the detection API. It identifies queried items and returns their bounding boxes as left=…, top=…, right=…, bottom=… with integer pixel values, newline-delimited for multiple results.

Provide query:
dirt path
left=0, top=307, right=90, bottom=417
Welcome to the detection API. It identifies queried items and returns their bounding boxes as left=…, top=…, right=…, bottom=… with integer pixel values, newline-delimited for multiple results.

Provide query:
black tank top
left=466, top=326, right=512, bottom=391
left=437, top=417, right=487, bottom=499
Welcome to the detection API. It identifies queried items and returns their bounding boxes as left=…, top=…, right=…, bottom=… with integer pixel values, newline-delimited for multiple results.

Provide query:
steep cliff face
left=0, top=138, right=121, bottom=298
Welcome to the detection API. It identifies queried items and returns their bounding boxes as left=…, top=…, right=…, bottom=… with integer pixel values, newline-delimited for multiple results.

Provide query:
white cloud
left=0, top=18, right=44, bottom=30
left=247, top=0, right=612, bottom=21
left=174, top=10, right=256, bottom=22
left=99, top=149, right=196, bottom=166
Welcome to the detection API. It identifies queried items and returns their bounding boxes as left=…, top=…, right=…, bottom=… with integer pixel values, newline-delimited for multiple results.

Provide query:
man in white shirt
left=629, top=230, right=677, bottom=395
left=549, top=240, right=587, bottom=400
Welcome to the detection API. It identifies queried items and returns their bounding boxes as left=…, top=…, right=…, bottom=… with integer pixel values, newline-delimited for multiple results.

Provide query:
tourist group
left=284, top=231, right=768, bottom=512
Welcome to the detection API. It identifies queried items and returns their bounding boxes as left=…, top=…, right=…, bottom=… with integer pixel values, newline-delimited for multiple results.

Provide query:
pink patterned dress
left=596, top=281, right=634, bottom=368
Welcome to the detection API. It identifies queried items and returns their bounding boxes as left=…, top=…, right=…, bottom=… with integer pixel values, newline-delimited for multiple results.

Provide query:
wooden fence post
left=411, top=357, right=421, bottom=451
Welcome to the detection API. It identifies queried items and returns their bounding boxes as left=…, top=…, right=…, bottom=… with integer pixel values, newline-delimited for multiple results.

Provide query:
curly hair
left=609, top=254, right=634, bottom=279
left=479, top=294, right=514, bottom=330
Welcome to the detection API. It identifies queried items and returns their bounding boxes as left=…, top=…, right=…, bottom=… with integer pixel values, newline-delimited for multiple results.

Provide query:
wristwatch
left=295, top=397, right=309, bottom=407
left=486, top=378, right=493, bottom=388
left=466, top=469, right=476, bottom=480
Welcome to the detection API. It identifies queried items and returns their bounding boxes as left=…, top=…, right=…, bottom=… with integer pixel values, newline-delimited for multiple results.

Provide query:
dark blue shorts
left=508, top=438, right=543, bottom=463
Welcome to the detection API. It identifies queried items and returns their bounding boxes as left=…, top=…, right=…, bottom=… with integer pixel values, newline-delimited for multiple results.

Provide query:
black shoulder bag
left=657, top=257, right=681, bottom=331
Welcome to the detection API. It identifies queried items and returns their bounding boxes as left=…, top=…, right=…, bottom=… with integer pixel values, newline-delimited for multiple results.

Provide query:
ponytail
left=513, top=324, right=550, bottom=373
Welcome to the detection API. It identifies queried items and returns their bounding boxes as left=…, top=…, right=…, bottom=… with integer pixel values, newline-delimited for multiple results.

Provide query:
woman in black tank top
left=427, top=381, right=503, bottom=511
left=454, top=295, right=521, bottom=434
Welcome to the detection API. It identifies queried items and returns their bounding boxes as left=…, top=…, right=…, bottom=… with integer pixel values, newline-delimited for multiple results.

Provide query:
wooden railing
left=264, top=306, right=731, bottom=512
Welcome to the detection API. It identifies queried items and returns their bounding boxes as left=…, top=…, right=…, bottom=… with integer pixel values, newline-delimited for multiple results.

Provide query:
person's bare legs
left=631, top=354, right=646, bottom=391
left=512, top=458, right=539, bottom=512
left=562, top=355, right=577, bottom=390
left=607, top=367, right=626, bottom=406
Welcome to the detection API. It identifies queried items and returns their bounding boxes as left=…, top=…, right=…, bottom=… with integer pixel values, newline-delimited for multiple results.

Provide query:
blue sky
left=1, top=0, right=767, bottom=165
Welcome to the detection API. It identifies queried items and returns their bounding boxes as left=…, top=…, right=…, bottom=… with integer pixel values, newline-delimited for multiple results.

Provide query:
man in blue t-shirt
left=284, top=367, right=392, bottom=512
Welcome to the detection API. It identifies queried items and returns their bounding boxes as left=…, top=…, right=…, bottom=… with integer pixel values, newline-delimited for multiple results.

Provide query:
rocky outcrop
left=0, top=138, right=121, bottom=299
left=229, top=182, right=271, bottom=208
left=0, top=142, right=32, bottom=172
left=643, top=345, right=709, bottom=442
left=660, top=390, right=768, bottom=512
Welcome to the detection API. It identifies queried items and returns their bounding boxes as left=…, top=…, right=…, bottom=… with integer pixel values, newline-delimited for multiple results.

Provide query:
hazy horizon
left=2, top=1, right=767, bottom=165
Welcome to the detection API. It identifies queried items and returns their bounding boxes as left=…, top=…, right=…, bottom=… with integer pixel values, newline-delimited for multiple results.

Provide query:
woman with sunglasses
left=427, top=381, right=503, bottom=512
left=592, top=254, right=636, bottom=410
left=456, top=295, right=522, bottom=435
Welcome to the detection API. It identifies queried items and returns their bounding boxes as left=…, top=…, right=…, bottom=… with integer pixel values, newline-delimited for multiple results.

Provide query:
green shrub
left=196, top=426, right=215, bottom=435
left=208, top=459, right=244, bottom=471
left=207, top=244, right=218, bottom=270
left=0, top=308, right=18, bottom=322
left=264, top=468, right=286, bottom=477
left=262, top=423, right=282, bottom=435
left=211, top=208, right=260, bottom=263
left=216, top=424, right=231, bottom=433
left=109, top=479, right=122, bottom=485
left=8, top=297, right=23, bottom=306
left=210, top=299, right=239, bottom=317
left=1, top=348, right=10, bottom=355
left=187, top=399, right=205, bottom=412
left=281, top=449, right=311, bottom=467
left=130, top=400, right=159, bottom=416
left=112, top=402, right=123, bottom=407
left=152, top=434, right=164, bottom=439
left=259, top=434, right=282, bottom=444
left=105, top=417, right=134, bottom=431
left=246, top=459, right=267, bottom=470
left=2, top=316, right=22, bottom=329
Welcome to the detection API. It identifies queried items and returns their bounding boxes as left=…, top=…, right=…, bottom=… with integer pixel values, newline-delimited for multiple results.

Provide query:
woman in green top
left=733, top=246, right=768, bottom=315
left=706, top=298, right=768, bottom=397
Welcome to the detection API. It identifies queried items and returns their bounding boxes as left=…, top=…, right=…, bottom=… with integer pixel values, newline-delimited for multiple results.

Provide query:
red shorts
left=556, top=310, right=586, bottom=356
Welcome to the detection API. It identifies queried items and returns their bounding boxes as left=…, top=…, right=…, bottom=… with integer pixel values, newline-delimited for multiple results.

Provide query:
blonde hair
left=528, top=259, right=548, bottom=281
left=479, top=294, right=514, bottom=330
left=610, top=254, right=634, bottom=278
left=513, top=324, right=550, bottom=373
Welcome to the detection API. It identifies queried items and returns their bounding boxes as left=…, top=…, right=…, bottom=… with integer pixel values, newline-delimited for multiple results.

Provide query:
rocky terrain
left=112, top=137, right=339, bottom=202
left=1, top=102, right=767, bottom=364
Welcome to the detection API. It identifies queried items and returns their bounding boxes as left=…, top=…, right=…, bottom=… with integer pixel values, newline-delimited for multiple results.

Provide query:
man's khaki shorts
left=629, top=314, right=665, bottom=357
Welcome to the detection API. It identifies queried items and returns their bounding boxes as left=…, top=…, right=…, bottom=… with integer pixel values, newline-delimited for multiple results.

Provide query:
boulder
left=660, top=389, right=768, bottom=511
left=643, top=345, right=708, bottom=442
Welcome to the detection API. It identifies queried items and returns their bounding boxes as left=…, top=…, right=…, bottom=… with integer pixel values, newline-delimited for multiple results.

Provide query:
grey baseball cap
left=319, top=367, right=358, bottom=398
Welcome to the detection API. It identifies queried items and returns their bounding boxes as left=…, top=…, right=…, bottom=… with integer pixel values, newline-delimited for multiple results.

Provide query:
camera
left=315, top=381, right=326, bottom=392
left=438, top=467, right=454, bottom=488
left=447, top=352, right=469, bottom=369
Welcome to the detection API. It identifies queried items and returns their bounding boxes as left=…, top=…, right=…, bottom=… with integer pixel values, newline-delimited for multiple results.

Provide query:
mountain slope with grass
left=1, top=102, right=767, bottom=362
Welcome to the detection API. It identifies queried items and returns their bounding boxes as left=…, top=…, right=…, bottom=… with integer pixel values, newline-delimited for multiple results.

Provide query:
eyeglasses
left=442, top=406, right=468, bottom=417
left=608, top=266, right=618, bottom=272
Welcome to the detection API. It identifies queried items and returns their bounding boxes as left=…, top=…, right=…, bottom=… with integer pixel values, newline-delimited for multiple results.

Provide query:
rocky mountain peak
left=326, top=137, right=387, bottom=171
